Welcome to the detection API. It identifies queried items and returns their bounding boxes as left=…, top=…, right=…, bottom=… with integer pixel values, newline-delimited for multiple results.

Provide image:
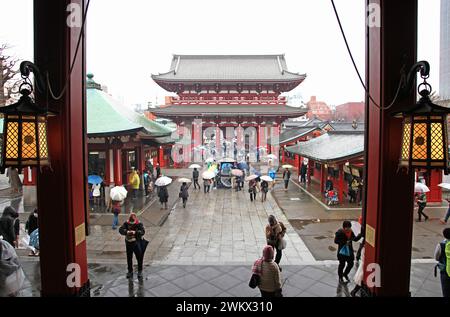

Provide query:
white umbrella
left=266, top=154, right=277, bottom=160
left=205, top=158, right=215, bottom=163
left=155, top=176, right=172, bottom=187
left=245, top=175, right=258, bottom=181
left=261, top=175, right=274, bottom=182
left=189, top=164, right=201, bottom=169
left=177, top=178, right=192, bottom=183
left=438, top=183, right=450, bottom=190
left=351, top=221, right=361, bottom=237
left=110, top=186, right=127, bottom=201
left=231, top=169, right=243, bottom=176
left=282, top=164, right=294, bottom=169
left=415, top=182, right=430, bottom=193
left=202, top=171, right=216, bottom=180
left=219, top=157, right=235, bottom=163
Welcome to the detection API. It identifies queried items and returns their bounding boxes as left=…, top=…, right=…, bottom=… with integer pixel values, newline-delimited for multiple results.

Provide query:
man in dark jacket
left=334, top=220, right=361, bottom=284
left=192, top=168, right=200, bottom=190
left=282, top=169, right=291, bottom=190
left=0, top=206, right=17, bottom=247
left=119, top=213, right=146, bottom=279
left=25, top=208, right=39, bottom=236
left=180, top=182, right=189, bottom=208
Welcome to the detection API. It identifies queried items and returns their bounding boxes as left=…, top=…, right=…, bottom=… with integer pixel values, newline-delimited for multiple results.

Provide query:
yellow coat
left=129, top=172, right=140, bottom=189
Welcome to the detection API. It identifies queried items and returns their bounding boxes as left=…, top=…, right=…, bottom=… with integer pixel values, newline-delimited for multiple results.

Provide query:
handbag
left=278, top=237, right=287, bottom=250
left=339, top=244, right=351, bottom=257
left=248, top=273, right=260, bottom=289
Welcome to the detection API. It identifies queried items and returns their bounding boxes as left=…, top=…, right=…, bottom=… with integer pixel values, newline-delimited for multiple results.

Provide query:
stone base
left=23, top=185, right=37, bottom=207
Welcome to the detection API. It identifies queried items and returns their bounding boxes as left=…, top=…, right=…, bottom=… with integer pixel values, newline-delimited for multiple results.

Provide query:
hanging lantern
left=0, top=61, right=56, bottom=172
left=394, top=61, right=450, bottom=171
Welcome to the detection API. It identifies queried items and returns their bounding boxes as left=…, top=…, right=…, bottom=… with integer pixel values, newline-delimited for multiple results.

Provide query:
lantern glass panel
left=401, top=121, right=411, bottom=160
left=5, top=121, right=19, bottom=159
left=412, top=122, right=427, bottom=160
left=38, top=120, right=49, bottom=159
left=430, top=122, right=444, bottom=160
left=21, top=121, right=37, bottom=159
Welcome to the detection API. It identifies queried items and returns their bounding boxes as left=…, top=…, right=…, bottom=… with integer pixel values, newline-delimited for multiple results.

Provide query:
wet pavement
left=17, top=259, right=442, bottom=297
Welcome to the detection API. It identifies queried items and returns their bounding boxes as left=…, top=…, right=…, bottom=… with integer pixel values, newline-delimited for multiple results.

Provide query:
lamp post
left=0, top=61, right=56, bottom=172
left=394, top=61, right=450, bottom=172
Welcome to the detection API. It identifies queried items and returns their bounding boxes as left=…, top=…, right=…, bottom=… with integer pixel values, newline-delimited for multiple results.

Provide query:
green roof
left=87, top=74, right=172, bottom=138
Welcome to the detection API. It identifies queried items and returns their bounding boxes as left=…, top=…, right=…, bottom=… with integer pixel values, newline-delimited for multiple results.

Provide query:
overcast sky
left=0, top=0, right=441, bottom=107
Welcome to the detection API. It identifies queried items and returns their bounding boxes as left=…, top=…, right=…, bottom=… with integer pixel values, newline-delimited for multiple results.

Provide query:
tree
left=0, top=44, right=20, bottom=106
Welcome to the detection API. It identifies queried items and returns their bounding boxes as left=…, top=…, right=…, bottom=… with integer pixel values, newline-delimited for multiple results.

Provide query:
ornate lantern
left=0, top=61, right=56, bottom=172
left=394, top=61, right=450, bottom=171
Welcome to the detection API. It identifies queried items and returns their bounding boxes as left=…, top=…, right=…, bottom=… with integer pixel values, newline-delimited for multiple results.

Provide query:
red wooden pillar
left=338, top=165, right=344, bottom=204
left=34, top=0, right=89, bottom=296
left=363, top=0, right=417, bottom=296
left=281, top=145, right=285, bottom=163
left=158, top=146, right=165, bottom=168
left=113, top=148, right=122, bottom=186
left=104, top=140, right=110, bottom=186
left=320, top=164, right=326, bottom=193
left=23, top=167, right=37, bottom=186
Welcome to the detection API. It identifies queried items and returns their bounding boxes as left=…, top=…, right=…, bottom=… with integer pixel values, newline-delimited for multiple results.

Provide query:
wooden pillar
left=104, top=139, right=110, bottom=186
left=158, top=146, right=165, bottom=168
left=34, top=0, right=89, bottom=296
left=23, top=167, right=36, bottom=186
left=113, top=148, right=122, bottom=186
left=363, top=0, right=417, bottom=296
left=338, top=165, right=344, bottom=204
left=320, top=164, right=326, bottom=193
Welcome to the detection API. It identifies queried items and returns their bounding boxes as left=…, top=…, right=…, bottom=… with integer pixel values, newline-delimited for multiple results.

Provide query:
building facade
left=150, top=55, right=307, bottom=165
left=305, top=96, right=333, bottom=121
left=334, top=101, right=365, bottom=122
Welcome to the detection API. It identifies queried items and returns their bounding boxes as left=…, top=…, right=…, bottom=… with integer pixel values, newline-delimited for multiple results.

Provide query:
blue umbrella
left=88, top=175, right=103, bottom=185
left=238, top=162, right=248, bottom=170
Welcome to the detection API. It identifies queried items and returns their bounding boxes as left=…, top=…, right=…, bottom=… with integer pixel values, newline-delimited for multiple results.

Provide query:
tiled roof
left=87, top=74, right=172, bottom=138
left=151, top=104, right=306, bottom=117
left=286, top=131, right=364, bottom=163
left=268, top=127, right=318, bottom=145
left=152, top=55, right=306, bottom=82
left=283, top=118, right=326, bottom=128
left=329, top=122, right=365, bottom=131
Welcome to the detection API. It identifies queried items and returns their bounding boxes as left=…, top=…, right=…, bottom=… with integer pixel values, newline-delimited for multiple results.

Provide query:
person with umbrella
left=179, top=182, right=189, bottom=208
left=249, top=179, right=257, bottom=202
left=334, top=220, right=362, bottom=284
left=119, top=213, right=146, bottom=280
left=204, top=178, right=212, bottom=194
left=265, top=215, right=286, bottom=271
left=158, top=185, right=169, bottom=210
left=193, top=168, right=200, bottom=190
left=282, top=168, right=291, bottom=191
left=156, top=163, right=161, bottom=178
left=416, top=191, right=429, bottom=222
left=261, top=180, right=269, bottom=202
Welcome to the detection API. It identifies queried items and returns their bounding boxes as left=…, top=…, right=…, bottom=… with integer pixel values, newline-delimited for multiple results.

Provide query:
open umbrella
left=282, top=164, right=294, bottom=169
left=261, top=175, right=274, bottom=182
left=88, top=175, right=103, bottom=185
left=438, top=183, right=450, bottom=190
left=231, top=169, right=243, bottom=176
left=219, top=157, right=235, bottom=163
left=351, top=221, right=361, bottom=237
left=155, top=176, right=172, bottom=187
left=202, top=171, right=216, bottom=180
left=415, top=182, right=430, bottom=193
left=110, top=186, right=128, bottom=201
left=245, top=175, right=258, bottom=181
left=205, top=157, right=215, bottom=163
left=189, top=164, right=201, bottom=169
left=177, top=178, right=192, bottom=183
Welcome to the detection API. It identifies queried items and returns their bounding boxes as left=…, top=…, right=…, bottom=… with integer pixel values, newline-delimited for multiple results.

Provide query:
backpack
left=143, top=173, right=150, bottom=185
left=437, top=240, right=450, bottom=277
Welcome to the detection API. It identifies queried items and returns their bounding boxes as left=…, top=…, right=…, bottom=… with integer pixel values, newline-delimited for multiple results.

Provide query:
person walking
left=11, top=209, right=20, bottom=248
left=193, top=168, right=200, bottom=190
left=0, top=238, right=26, bottom=297
left=440, top=198, right=450, bottom=225
left=282, top=168, right=291, bottom=191
left=261, top=180, right=269, bottom=202
left=334, top=220, right=361, bottom=284
left=143, top=170, right=151, bottom=197
left=25, top=208, right=38, bottom=236
left=128, top=167, right=140, bottom=200
left=0, top=207, right=17, bottom=247
left=203, top=178, right=211, bottom=194
left=119, top=213, right=146, bottom=280
left=416, top=191, right=429, bottom=222
left=91, top=183, right=101, bottom=206
left=265, top=215, right=286, bottom=271
left=434, top=228, right=450, bottom=297
left=156, top=163, right=161, bottom=179
left=300, top=163, right=307, bottom=184
left=158, top=185, right=169, bottom=210
left=249, top=179, right=257, bottom=202
left=254, top=245, right=282, bottom=298
left=109, top=199, right=122, bottom=230
left=236, top=175, right=242, bottom=192
left=179, top=182, right=189, bottom=208
left=351, top=242, right=365, bottom=297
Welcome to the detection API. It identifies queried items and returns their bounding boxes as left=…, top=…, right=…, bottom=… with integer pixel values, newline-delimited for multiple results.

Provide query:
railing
left=168, top=96, right=288, bottom=106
